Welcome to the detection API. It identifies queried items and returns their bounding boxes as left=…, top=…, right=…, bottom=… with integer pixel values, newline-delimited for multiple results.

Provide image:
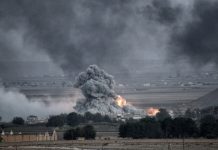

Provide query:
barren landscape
left=1, top=139, right=218, bottom=150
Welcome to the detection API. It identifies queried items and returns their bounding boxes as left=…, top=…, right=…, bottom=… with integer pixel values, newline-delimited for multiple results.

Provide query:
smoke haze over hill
left=0, top=0, right=217, bottom=77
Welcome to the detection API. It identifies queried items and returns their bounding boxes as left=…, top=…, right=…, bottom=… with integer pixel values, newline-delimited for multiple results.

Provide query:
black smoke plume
left=171, top=0, right=218, bottom=67
left=0, top=0, right=185, bottom=77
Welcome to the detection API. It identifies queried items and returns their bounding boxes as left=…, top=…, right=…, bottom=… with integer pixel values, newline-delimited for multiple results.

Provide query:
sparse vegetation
left=64, top=128, right=80, bottom=140
left=64, top=125, right=96, bottom=140
left=12, top=117, right=25, bottom=125
left=168, top=117, right=199, bottom=138
left=185, top=108, right=201, bottom=120
left=156, top=108, right=171, bottom=121
left=46, top=114, right=67, bottom=127
left=119, top=114, right=218, bottom=139
left=200, top=115, right=218, bottom=138
left=119, top=117, right=162, bottom=139
left=47, top=112, right=114, bottom=127
left=83, top=125, right=96, bottom=139
left=67, top=112, right=83, bottom=126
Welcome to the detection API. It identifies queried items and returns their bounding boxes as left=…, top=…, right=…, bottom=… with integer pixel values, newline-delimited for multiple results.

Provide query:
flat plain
left=1, top=139, right=218, bottom=150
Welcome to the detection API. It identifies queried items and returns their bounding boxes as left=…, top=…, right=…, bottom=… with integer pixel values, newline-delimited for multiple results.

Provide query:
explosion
left=73, top=65, right=140, bottom=116
left=146, top=107, right=160, bottom=116
left=115, top=95, right=127, bottom=108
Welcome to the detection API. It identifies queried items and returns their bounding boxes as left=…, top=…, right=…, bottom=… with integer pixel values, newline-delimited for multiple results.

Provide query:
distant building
left=116, top=113, right=145, bottom=121
left=0, top=127, right=57, bottom=142
left=26, top=115, right=38, bottom=124
left=116, top=114, right=125, bottom=121
left=132, top=115, right=142, bottom=120
left=26, top=115, right=48, bottom=124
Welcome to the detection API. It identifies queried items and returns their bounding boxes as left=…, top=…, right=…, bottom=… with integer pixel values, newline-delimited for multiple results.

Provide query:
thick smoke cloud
left=0, top=26, right=63, bottom=77
left=0, top=0, right=189, bottom=76
left=74, top=65, right=116, bottom=99
left=74, top=65, right=140, bottom=115
left=1, top=0, right=216, bottom=75
left=142, top=0, right=182, bottom=25
left=171, top=0, right=218, bottom=67
left=0, top=87, right=77, bottom=121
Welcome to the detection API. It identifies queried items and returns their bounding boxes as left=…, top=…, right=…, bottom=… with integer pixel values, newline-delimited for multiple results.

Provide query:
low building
left=0, top=126, right=57, bottom=142
left=132, top=115, right=142, bottom=120
left=26, top=115, right=38, bottom=124
left=26, top=115, right=48, bottom=124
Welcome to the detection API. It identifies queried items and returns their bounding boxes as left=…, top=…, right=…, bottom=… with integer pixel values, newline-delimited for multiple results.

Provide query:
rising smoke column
left=74, top=65, right=139, bottom=116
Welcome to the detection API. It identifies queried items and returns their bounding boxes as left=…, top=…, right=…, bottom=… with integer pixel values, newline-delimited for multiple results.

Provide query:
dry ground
left=1, top=139, right=218, bottom=150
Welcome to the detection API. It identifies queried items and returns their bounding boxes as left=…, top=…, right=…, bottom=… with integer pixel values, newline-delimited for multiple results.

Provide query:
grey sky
left=0, top=0, right=217, bottom=78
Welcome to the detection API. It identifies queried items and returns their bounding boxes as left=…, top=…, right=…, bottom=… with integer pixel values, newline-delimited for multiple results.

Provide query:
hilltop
left=190, top=88, right=218, bottom=108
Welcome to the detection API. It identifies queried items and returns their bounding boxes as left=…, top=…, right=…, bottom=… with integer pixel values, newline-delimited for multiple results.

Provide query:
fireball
left=146, top=107, right=160, bottom=116
left=116, top=95, right=127, bottom=107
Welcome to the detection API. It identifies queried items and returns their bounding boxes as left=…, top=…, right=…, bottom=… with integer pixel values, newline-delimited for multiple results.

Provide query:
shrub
left=12, top=117, right=24, bottom=125
left=64, top=125, right=96, bottom=140
left=83, top=125, right=96, bottom=140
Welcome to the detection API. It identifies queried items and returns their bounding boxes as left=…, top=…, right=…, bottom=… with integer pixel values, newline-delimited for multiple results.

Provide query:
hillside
left=190, top=88, right=218, bottom=108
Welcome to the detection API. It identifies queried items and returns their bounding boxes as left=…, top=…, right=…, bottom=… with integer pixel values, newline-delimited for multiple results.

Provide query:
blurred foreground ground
left=1, top=139, right=218, bottom=150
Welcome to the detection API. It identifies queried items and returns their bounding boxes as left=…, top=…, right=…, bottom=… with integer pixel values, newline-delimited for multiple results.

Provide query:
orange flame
left=116, top=95, right=127, bottom=107
left=146, top=107, right=160, bottom=116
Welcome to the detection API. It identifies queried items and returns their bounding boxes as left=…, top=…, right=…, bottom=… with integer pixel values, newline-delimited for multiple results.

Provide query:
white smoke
left=74, top=65, right=141, bottom=116
left=0, top=87, right=77, bottom=121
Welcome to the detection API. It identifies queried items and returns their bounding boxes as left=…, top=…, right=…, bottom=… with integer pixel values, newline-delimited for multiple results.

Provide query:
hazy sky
left=2, top=0, right=218, bottom=120
left=0, top=0, right=217, bottom=77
